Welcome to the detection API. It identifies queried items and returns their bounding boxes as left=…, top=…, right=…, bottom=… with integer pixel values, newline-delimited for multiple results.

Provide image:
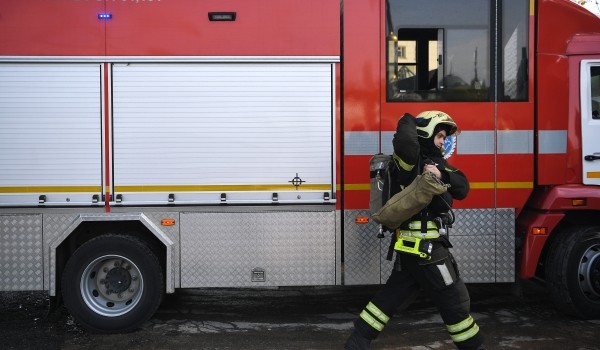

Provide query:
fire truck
left=1, top=0, right=599, bottom=332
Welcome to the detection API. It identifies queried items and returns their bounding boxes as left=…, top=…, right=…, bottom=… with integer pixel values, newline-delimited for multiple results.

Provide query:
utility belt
left=394, top=220, right=445, bottom=260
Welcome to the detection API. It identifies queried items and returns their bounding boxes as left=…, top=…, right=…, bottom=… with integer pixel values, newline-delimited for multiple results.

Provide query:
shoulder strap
left=418, top=157, right=429, bottom=234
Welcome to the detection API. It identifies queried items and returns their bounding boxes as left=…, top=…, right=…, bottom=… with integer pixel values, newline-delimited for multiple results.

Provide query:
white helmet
left=415, top=110, right=459, bottom=138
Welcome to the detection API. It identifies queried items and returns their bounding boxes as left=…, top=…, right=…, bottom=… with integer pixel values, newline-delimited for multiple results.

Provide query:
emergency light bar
left=98, top=13, right=112, bottom=20
left=208, top=12, right=236, bottom=21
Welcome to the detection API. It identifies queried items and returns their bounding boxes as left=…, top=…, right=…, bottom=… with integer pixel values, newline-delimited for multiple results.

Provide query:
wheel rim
left=80, top=255, right=144, bottom=317
left=578, top=242, right=600, bottom=302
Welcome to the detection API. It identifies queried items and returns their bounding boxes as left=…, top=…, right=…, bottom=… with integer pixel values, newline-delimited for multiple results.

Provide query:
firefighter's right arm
left=392, top=113, right=419, bottom=172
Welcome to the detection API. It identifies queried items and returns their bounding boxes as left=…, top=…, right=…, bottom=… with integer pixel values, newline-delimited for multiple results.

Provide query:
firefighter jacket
left=389, top=113, right=470, bottom=223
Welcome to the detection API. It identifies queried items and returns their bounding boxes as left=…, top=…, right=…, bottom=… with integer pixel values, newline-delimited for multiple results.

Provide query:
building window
left=397, top=46, right=407, bottom=59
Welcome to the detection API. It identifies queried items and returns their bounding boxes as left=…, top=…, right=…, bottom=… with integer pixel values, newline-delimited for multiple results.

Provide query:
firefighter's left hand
left=424, top=164, right=442, bottom=179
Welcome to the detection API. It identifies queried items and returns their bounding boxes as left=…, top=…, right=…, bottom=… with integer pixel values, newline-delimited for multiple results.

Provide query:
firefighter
left=344, top=111, right=484, bottom=350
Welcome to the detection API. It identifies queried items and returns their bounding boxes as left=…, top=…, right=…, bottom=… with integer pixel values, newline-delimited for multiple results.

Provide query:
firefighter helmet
left=415, top=111, right=459, bottom=138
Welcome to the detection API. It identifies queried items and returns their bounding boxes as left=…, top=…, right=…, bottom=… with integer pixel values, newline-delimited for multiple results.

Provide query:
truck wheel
left=61, top=234, right=164, bottom=333
left=545, top=225, right=600, bottom=319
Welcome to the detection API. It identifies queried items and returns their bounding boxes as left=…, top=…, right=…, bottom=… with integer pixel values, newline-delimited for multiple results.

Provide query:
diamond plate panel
left=137, top=212, right=181, bottom=289
left=450, top=235, right=496, bottom=283
left=0, top=214, right=43, bottom=290
left=496, top=208, right=515, bottom=282
left=43, top=213, right=84, bottom=292
left=452, top=209, right=496, bottom=236
left=180, top=210, right=336, bottom=287
left=344, top=208, right=515, bottom=285
left=343, top=210, right=381, bottom=285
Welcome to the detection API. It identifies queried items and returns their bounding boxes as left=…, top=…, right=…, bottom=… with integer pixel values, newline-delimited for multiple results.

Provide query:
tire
left=61, top=234, right=164, bottom=333
left=545, top=225, right=600, bottom=319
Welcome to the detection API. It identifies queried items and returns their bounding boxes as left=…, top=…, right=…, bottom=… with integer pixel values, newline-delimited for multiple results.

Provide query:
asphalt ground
left=0, top=280, right=599, bottom=350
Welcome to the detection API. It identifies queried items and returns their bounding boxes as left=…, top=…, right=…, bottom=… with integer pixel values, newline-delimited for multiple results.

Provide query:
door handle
left=584, top=154, right=600, bottom=161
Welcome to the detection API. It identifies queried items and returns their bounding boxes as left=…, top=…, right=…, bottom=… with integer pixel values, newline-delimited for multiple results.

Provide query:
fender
left=517, top=184, right=600, bottom=278
left=48, top=213, right=174, bottom=296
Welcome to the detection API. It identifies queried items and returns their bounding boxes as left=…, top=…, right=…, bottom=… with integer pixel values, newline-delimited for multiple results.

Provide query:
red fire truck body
left=1, top=0, right=599, bottom=332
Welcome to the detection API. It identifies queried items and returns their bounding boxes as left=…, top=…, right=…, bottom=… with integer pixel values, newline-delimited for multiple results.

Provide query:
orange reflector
left=572, top=198, right=587, bottom=206
left=355, top=216, right=369, bottom=224
left=161, top=219, right=176, bottom=226
left=532, top=227, right=547, bottom=235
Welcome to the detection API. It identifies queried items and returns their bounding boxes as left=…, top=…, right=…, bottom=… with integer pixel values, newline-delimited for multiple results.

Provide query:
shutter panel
left=112, top=63, right=334, bottom=204
left=0, top=64, right=102, bottom=206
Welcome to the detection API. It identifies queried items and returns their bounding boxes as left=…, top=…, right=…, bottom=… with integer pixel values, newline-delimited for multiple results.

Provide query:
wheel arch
left=536, top=210, right=600, bottom=279
left=49, top=213, right=174, bottom=297
left=540, top=219, right=600, bottom=318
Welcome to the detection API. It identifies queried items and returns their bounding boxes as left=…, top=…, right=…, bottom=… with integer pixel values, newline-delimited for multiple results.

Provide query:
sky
left=577, top=0, right=600, bottom=15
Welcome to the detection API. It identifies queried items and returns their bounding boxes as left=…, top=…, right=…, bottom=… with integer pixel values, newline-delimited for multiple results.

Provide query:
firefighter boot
left=344, top=330, right=372, bottom=350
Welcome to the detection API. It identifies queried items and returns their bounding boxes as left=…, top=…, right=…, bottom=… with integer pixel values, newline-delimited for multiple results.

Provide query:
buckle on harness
left=394, top=236, right=433, bottom=259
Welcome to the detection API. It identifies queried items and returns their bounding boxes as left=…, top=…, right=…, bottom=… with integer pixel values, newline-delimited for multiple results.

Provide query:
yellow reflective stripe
left=450, top=324, right=480, bottom=343
left=470, top=181, right=533, bottom=189
left=398, top=230, right=440, bottom=239
left=397, top=221, right=440, bottom=239
left=0, top=186, right=101, bottom=194
left=407, top=221, right=437, bottom=230
left=360, top=310, right=384, bottom=331
left=341, top=182, right=533, bottom=191
left=447, top=315, right=474, bottom=333
left=343, top=183, right=370, bottom=190
left=399, top=221, right=440, bottom=238
left=114, top=184, right=331, bottom=192
left=392, top=153, right=415, bottom=172
left=366, top=302, right=389, bottom=324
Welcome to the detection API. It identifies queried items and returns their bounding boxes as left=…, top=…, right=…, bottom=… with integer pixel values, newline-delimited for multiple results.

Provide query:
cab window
left=591, top=66, right=600, bottom=119
left=386, top=0, right=529, bottom=102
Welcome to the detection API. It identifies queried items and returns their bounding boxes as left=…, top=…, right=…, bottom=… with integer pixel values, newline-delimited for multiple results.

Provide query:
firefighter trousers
left=351, top=245, right=484, bottom=350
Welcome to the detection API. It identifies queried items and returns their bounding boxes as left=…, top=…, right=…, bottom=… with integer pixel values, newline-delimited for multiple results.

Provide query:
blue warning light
left=98, top=13, right=113, bottom=20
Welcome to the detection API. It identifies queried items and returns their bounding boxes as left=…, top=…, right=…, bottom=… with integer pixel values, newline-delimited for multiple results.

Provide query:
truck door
left=581, top=61, right=600, bottom=185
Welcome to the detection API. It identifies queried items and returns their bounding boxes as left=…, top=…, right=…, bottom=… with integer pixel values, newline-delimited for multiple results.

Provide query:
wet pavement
left=0, top=280, right=599, bottom=350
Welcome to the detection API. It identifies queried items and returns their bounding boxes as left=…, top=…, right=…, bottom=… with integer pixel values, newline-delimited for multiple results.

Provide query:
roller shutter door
left=0, top=64, right=102, bottom=206
left=111, top=63, right=335, bottom=204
